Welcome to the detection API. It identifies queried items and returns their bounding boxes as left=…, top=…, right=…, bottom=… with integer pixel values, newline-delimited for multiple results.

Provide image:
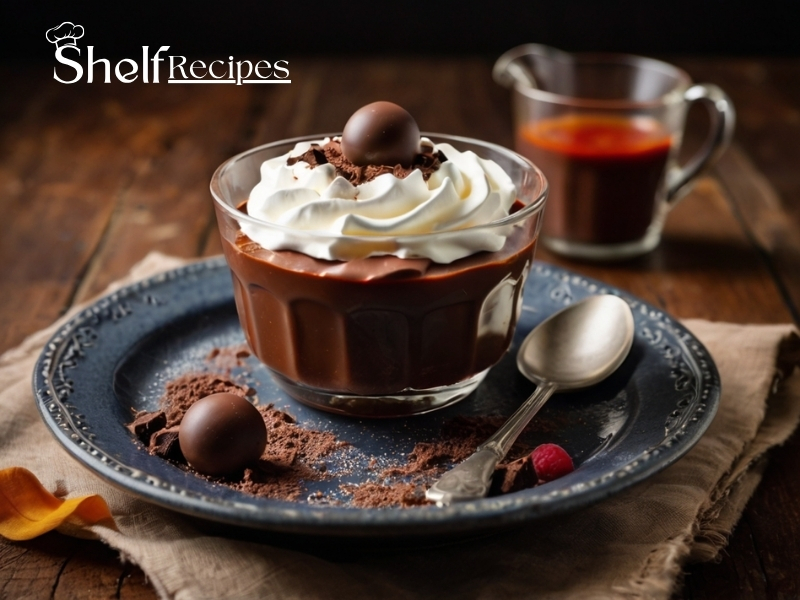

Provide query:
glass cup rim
left=210, top=131, right=548, bottom=245
left=512, top=51, right=693, bottom=110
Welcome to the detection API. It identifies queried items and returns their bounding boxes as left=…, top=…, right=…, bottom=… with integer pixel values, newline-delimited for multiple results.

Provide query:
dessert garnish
left=284, top=137, right=444, bottom=186
left=490, top=454, right=537, bottom=495
left=246, top=101, right=517, bottom=263
left=178, top=393, right=267, bottom=476
left=127, top=370, right=347, bottom=499
left=127, top=364, right=576, bottom=506
left=340, top=101, right=422, bottom=168
left=531, top=443, right=575, bottom=483
left=285, top=101, right=445, bottom=186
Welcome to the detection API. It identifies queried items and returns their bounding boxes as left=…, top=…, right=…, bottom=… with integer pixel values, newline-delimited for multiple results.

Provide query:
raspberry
left=531, top=443, right=574, bottom=483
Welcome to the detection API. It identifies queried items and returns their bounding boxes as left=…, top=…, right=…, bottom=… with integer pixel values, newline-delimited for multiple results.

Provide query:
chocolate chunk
left=149, top=425, right=182, bottom=461
left=178, top=393, right=267, bottom=476
left=127, top=410, right=167, bottom=444
left=341, top=101, right=421, bottom=167
left=490, top=455, right=537, bottom=495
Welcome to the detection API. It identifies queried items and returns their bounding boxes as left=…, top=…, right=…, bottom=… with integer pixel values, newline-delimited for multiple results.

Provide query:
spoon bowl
left=517, top=295, right=635, bottom=390
left=426, top=294, right=635, bottom=505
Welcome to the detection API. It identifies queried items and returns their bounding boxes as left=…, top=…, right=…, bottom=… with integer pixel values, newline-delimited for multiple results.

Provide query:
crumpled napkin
left=1, top=252, right=799, bottom=600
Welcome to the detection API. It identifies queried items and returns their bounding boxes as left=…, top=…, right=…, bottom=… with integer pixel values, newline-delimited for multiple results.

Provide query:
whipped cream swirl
left=244, top=137, right=517, bottom=263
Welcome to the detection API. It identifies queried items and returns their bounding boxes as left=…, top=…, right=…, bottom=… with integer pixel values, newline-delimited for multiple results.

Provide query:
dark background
left=3, top=0, right=799, bottom=62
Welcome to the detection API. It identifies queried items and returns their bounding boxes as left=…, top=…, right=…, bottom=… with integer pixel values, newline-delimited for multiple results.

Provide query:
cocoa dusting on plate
left=127, top=353, right=549, bottom=508
left=381, top=416, right=511, bottom=479
left=342, top=482, right=430, bottom=509
left=128, top=370, right=346, bottom=501
left=205, top=344, right=252, bottom=372
left=349, top=415, right=538, bottom=507
left=127, top=372, right=250, bottom=457
left=233, top=405, right=346, bottom=501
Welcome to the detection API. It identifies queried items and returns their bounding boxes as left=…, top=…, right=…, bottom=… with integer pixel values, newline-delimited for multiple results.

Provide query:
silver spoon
left=426, top=294, right=635, bottom=506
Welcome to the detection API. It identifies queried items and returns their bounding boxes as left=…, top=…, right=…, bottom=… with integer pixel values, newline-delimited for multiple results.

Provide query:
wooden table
left=1, top=56, right=798, bottom=599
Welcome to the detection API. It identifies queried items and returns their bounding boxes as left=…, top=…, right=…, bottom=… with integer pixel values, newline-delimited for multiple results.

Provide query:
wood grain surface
left=1, top=56, right=798, bottom=599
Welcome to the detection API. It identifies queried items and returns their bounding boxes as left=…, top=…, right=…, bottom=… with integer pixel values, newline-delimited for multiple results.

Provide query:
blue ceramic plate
left=33, top=258, right=719, bottom=537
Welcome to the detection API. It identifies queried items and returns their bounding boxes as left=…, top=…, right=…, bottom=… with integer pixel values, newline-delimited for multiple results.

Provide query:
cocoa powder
left=205, top=344, right=252, bottom=373
left=128, top=360, right=547, bottom=509
left=342, top=482, right=429, bottom=509
left=129, top=371, right=345, bottom=501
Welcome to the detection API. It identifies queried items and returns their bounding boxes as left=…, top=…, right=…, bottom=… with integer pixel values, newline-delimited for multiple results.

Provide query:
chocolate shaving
left=287, top=138, right=446, bottom=186
left=490, top=455, right=537, bottom=495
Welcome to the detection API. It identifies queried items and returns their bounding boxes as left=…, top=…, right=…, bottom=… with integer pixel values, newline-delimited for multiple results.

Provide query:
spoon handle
left=478, top=381, right=558, bottom=458
left=425, top=381, right=558, bottom=505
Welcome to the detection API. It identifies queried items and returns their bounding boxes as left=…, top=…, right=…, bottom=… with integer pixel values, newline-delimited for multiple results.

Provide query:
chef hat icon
left=45, top=22, right=84, bottom=48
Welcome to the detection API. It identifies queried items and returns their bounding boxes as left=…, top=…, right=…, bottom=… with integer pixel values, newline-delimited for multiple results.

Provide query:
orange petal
left=0, top=467, right=117, bottom=541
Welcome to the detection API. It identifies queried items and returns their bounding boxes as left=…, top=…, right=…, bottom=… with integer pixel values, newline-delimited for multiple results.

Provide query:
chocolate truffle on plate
left=341, top=101, right=421, bottom=167
left=179, top=393, right=267, bottom=476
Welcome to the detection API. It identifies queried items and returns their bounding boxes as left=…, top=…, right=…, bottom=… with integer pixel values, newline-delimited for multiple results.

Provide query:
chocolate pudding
left=211, top=102, right=547, bottom=415
left=222, top=218, right=537, bottom=398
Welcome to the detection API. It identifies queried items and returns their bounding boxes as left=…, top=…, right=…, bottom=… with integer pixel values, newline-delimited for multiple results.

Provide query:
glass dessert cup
left=211, top=133, right=547, bottom=417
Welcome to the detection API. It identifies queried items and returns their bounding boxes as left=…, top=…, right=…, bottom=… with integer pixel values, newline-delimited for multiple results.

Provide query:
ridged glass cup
left=211, top=133, right=547, bottom=417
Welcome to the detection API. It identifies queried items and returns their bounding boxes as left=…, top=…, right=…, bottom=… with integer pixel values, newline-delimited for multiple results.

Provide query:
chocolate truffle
left=179, top=393, right=267, bottom=476
left=341, top=101, right=421, bottom=167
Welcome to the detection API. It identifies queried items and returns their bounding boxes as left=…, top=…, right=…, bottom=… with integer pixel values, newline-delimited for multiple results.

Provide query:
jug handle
left=492, top=44, right=572, bottom=90
left=666, top=84, right=736, bottom=203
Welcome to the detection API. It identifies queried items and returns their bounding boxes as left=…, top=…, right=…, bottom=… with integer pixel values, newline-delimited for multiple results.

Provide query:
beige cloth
left=2, top=252, right=799, bottom=600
